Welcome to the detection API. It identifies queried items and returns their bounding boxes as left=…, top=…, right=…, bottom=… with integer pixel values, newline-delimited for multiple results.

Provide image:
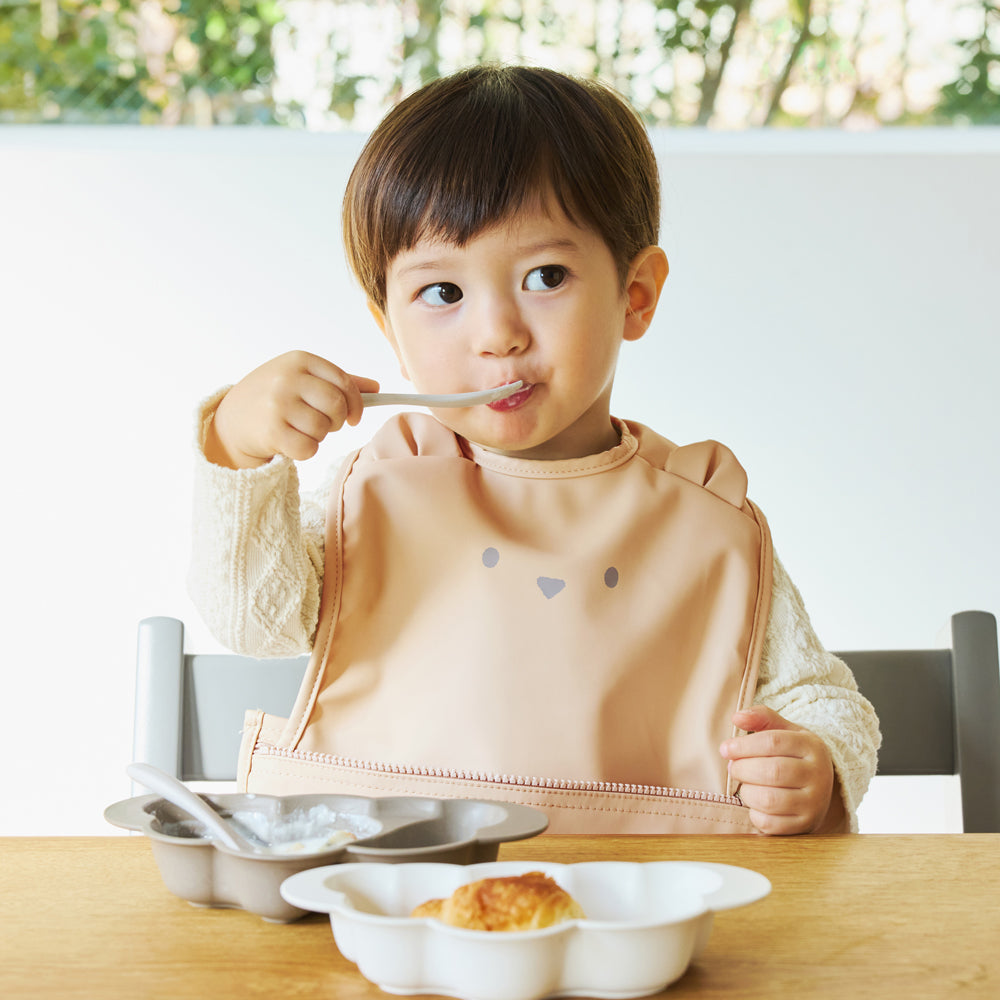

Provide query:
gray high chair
left=131, top=611, right=1000, bottom=831
left=836, top=610, right=1000, bottom=832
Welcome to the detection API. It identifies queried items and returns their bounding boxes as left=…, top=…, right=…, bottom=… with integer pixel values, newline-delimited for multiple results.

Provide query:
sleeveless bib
left=237, top=414, right=772, bottom=833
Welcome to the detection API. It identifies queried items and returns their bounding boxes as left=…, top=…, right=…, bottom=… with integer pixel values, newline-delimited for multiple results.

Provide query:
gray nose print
left=537, top=577, right=566, bottom=599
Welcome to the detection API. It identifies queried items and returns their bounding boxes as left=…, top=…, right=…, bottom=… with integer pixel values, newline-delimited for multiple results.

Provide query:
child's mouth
left=487, top=383, right=534, bottom=411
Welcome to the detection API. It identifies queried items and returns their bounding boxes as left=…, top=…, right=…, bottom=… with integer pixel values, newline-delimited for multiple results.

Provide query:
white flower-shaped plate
left=281, top=859, right=770, bottom=1000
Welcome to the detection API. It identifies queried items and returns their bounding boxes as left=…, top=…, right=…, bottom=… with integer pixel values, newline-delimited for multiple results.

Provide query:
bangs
left=391, top=89, right=584, bottom=248
left=343, top=66, right=659, bottom=308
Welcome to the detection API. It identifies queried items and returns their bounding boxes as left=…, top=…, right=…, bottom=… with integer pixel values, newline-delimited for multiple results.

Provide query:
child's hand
left=206, top=351, right=380, bottom=469
left=720, top=705, right=844, bottom=835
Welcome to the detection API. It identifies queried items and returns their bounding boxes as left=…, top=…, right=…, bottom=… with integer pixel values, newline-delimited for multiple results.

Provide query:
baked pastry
left=411, top=871, right=585, bottom=931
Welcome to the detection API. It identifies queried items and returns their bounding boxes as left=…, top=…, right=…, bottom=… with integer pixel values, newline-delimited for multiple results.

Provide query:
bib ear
left=665, top=440, right=748, bottom=509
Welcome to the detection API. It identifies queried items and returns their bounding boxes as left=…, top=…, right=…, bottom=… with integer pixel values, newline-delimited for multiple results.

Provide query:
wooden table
left=2, top=834, right=997, bottom=999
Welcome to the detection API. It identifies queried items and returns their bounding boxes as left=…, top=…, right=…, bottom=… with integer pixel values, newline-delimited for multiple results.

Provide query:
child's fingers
left=737, top=772, right=833, bottom=835
left=739, top=794, right=808, bottom=836
left=346, top=375, right=381, bottom=426
left=732, top=756, right=825, bottom=834
left=283, top=396, right=337, bottom=444
left=340, top=372, right=381, bottom=427
left=298, top=357, right=379, bottom=428
left=280, top=377, right=374, bottom=454
left=263, top=428, right=317, bottom=463
left=727, top=752, right=812, bottom=791
left=297, top=353, right=378, bottom=391
left=295, top=376, right=353, bottom=433
left=734, top=778, right=800, bottom=815
left=720, top=726, right=809, bottom=763
left=732, top=705, right=802, bottom=734
left=720, top=707, right=836, bottom=835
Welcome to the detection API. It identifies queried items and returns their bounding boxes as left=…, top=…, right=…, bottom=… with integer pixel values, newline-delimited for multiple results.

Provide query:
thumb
left=344, top=374, right=381, bottom=427
left=732, top=704, right=802, bottom=734
left=351, top=374, right=381, bottom=394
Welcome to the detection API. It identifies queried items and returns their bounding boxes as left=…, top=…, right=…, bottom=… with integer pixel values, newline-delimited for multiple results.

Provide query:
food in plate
left=230, top=805, right=358, bottom=855
left=411, top=870, right=585, bottom=931
left=264, top=829, right=357, bottom=855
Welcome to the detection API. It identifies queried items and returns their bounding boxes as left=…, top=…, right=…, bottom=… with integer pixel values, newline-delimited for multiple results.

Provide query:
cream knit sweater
left=188, top=393, right=880, bottom=830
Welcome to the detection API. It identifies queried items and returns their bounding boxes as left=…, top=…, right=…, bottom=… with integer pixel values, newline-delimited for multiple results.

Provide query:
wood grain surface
left=2, top=834, right=996, bottom=999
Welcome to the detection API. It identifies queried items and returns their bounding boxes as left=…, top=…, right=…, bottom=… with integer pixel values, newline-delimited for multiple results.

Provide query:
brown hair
left=342, top=65, right=660, bottom=310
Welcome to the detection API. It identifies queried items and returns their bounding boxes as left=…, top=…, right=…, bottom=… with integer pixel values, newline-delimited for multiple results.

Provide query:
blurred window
left=1, top=0, right=997, bottom=127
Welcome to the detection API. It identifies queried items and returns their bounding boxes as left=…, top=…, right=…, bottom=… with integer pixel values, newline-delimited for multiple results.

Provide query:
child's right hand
left=205, top=350, right=380, bottom=469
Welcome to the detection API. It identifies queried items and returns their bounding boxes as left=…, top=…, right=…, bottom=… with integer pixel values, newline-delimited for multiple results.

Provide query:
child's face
left=371, top=199, right=664, bottom=460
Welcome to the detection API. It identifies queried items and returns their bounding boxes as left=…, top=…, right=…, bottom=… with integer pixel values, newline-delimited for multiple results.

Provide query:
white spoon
left=361, top=380, right=523, bottom=408
left=127, top=762, right=264, bottom=853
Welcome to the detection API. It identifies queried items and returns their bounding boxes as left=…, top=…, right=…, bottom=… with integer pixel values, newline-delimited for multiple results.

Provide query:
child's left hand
left=720, top=705, right=844, bottom=835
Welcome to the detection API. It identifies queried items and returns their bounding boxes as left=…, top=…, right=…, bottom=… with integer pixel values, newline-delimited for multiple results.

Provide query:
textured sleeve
left=186, top=390, right=334, bottom=657
left=755, top=553, right=882, bottom=832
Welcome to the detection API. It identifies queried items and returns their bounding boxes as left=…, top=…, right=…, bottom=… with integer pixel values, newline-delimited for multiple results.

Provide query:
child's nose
left=474, top=300, right=531, bottom=356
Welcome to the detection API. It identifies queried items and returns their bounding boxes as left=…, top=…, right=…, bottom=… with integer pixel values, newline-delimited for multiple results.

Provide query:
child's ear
left=367, top=299, right=411, bottom=380
left=623, top=246, right=669, bottom=343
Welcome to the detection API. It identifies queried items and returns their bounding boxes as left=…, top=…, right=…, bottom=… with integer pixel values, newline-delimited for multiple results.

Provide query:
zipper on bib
left=253, top=741, right=742, bottom=806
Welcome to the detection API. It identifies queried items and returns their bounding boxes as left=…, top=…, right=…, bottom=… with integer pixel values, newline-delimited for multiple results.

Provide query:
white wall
left=1, top=125, right=997, bottom=835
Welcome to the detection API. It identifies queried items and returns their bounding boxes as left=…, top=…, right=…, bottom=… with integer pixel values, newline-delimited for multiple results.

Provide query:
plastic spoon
left=126, top=762, right=264, bottom=853
left=361, top=380, right=523, bottom=408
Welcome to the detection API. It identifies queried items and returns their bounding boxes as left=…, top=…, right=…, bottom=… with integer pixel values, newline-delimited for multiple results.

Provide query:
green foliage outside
left=1, top=0, right=997, bottom=127
left=0, top=0, right=284, bottom=123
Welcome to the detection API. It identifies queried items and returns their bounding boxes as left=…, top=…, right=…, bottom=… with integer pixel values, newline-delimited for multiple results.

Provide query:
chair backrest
left=132, top=616, right=307, bottom=783
left=835, top=610, right=1000, bottom=833
left=133, top=611, right=1000, bottom=830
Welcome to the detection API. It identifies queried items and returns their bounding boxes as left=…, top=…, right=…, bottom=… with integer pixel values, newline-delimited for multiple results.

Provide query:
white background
left=1, top=125, right=997, bottom=835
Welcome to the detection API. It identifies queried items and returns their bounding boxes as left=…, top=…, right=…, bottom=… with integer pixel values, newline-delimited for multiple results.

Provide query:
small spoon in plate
left=127, top=762, right=266, bottom=853
left=361, top=380, right=523, bottom=408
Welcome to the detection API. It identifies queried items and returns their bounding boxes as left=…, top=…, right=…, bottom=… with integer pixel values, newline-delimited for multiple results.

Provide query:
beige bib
left=238, top=414, right=772, bottom=833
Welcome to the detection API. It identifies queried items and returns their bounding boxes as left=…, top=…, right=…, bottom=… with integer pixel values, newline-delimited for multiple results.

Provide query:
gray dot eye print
left=481, top=547, right=618, bottom=598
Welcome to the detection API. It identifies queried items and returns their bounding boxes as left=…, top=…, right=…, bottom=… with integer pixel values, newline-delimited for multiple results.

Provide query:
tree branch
left=696, top=1, right=750, bottom=125
left=764, top=0, right=813, bottom=124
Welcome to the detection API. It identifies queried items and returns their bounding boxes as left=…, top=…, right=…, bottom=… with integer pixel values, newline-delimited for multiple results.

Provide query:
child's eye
left=523, top=265, right=567, bottom=291
left=418, top=282, right=463, bottom=305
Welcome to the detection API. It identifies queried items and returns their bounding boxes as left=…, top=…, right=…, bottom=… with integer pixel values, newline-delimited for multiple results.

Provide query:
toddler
left=190, top=65, right=880, bottom=834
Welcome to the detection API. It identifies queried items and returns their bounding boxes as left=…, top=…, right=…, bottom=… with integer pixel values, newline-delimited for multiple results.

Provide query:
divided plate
left=104, top=792, right=547, bottom=922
